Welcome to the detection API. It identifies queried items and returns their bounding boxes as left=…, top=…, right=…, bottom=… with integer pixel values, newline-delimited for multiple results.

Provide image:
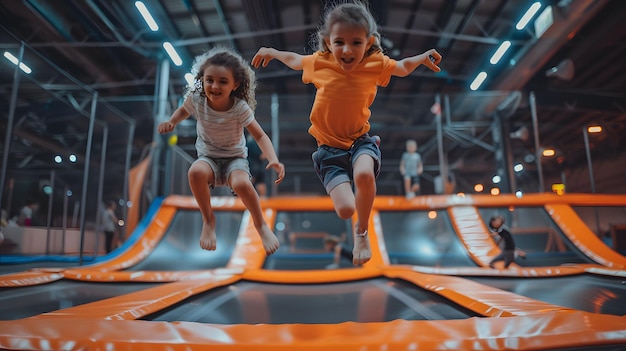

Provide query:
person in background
left=18, top=199, right=38, bottom=226
left=399, top=139, right=423, bottom=199
left=488, top=215, right=526, bottom=269
left=324, top=234, right=352, bottom=268
left=102, top=200, right=119, bottom=253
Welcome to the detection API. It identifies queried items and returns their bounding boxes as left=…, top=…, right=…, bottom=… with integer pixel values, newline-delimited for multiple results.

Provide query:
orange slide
left=1, top=194, right=625, bottom=350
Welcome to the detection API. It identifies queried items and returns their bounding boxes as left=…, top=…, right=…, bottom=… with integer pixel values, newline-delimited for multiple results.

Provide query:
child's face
left=202, top=65, right=239, bottom=111
left=406, top=142, right=417, bottom=152
left=326, top=22, right=373, bottom=72
left=490, top=218, right=503, bottom=229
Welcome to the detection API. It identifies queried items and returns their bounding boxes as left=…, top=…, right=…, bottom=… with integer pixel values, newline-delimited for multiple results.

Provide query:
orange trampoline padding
left=1, top=312, right=625, bottom=350
left=0, top=271, right=63, bottom=287
left=546, top=203, right=626, bottom=269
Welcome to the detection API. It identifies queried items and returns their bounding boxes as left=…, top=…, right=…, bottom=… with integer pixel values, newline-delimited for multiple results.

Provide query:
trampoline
left=1, top=194, right=625, bottom=350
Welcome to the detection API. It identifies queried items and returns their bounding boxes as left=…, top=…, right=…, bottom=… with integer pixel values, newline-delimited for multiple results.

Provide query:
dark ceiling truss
left=1, top=0, right=625, bottom=197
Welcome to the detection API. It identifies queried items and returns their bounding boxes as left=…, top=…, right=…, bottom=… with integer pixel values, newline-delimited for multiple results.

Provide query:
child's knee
left=230, top=173, right=253, bottom=192
left=188, top=165, right=208, bottom=182
left=335, top=204, right=355, bottom=219
left=353, top=170, right=375, bottom=187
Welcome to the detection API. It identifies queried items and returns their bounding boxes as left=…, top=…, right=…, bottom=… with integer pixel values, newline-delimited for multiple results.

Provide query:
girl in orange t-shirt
left=252, top=2, right=442, bottom=265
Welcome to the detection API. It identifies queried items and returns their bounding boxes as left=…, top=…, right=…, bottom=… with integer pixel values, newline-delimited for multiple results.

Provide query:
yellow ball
left=168, top=134, right=178, bottom=146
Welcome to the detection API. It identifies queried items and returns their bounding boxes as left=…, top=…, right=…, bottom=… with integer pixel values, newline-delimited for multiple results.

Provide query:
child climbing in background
left=158, top=47, right=285, bottom=255
left=252, top=1, right=442, bottom=265
left=488, top=215, right=526, bottom=268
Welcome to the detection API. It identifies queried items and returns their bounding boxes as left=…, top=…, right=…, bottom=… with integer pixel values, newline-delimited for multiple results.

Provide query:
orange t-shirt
left=302, top=51, right=396, bottom=149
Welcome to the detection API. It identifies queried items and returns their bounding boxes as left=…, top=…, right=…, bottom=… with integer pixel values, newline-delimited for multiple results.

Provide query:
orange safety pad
left=34, top=273, right=241, bottom=320
left=407, top=264, right=586, bottom=277
left=75, top=204, right=178, bottom=272
left=3, top=194, right=626, bottom=351
left=242, top=266, right=383, bottom=284
left=448, top=206, right=500, bottom=267
left=0, top=271, right=64, bottom=287
left=546, top=203, right=626, bottom=269
left=373, top=193, right=626, bottom=209
left=227, top=211, right=270, bottom=270
left=1, top=312, right=625, bottom=351
left=384, top=268, right=570, bottom=317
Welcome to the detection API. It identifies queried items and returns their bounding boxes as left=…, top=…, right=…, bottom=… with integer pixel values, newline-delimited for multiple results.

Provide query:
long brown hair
left=312, top=1, right=382, bottom=57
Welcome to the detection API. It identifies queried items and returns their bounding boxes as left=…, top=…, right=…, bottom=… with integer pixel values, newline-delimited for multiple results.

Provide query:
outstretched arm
left=247, top=120, right=285, bottom=184
left=252, top=47, right=304, bottom=71
left=393, top=49, right=442, bottom=77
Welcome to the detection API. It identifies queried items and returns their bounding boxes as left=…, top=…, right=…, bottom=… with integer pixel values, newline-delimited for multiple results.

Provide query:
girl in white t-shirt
left=158, top=47, right=284, bottom=255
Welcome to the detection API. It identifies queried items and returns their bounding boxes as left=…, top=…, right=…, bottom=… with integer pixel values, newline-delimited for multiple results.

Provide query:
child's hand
left=266, top=160, right=285, bottom=184
left=423, top=49, right=442, bottom=72
left=158, top=121, right=175, bottom=134
left=251, top=47, right=276, bottom=68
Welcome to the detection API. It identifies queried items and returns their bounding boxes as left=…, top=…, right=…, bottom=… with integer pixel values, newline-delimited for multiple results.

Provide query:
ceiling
left=1, top=0, right=625, bottom=197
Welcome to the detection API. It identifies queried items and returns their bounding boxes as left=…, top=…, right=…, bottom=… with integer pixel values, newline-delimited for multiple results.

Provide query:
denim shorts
left=312, top=134, right=381, bottom=193
left=195, top=156, right=250, bottom=187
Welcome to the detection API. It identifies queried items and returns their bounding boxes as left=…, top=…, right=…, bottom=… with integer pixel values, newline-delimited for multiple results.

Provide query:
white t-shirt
left=18, top=206, right=33, bottom=226
left=183, top=94, right=254, bottom=159
left=102, top=208, right=116, bottom=232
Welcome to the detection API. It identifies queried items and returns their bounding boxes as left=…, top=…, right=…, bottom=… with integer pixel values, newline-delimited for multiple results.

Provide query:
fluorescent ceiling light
left=3, top=51, right=32, bottom=74
left=135, top=1, right=159, bottom=31
left=163, top=42, right=183, bottom=66
left=516, top=2, right=542, bottom=30
left=490, top=41, right=511, bottom=64
left=184, top=73, right=194, bottom=86
left=469, top=71, right=487, bottom=91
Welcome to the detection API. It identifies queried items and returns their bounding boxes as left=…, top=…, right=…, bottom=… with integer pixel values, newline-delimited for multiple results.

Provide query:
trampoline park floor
left=1, top=194, right=625, bottom=350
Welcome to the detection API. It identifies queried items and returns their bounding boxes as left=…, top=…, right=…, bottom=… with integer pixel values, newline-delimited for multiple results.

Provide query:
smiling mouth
left=342, top=58, right=355, bottom=64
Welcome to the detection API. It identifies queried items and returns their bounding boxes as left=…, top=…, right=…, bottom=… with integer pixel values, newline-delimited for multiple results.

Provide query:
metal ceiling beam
left=491, top=1, right=607, bottom=92
left=2, top=22, right=522, bottom=50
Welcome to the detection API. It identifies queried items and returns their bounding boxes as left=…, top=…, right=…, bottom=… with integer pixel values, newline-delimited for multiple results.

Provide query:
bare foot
left=199, top=222, right=217, bottom=250
left=353, top=229, right=371, bottom=266
left=258, top=224, right=280, bottom=255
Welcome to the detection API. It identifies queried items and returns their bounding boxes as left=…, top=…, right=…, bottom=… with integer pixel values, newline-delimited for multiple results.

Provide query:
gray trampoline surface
left=143, top=278, right=479, bottom=324
left=379, top=210, right=478, bottom=267
left=0, top=281, right=161, bottom=320
left=470, top=274, right=626, bottom=316
left=126, top=210, right=243, bottom=271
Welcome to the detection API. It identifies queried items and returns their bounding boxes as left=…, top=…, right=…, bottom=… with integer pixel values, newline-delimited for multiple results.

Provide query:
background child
left=323, top=234, right=353, bottom=268
left=158, top=47, right=284, bottom=255
left=488, top=215, right=526, bottom=268
left=102, top=200, right=119, bottom=253
left=252, top=1, right=442, bottom=265
left=399, top=139, right=423, bottom=199
left=17, top=199, right=38, bottom=226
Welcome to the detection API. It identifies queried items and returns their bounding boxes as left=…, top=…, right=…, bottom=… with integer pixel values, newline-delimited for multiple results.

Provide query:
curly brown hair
left=185, top=47, right=257, bottom=110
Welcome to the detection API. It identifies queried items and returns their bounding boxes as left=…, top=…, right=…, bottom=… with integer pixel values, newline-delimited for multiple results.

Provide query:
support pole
left=79, top=92, right=98, bottom=265
left=529, top=91, right=544, bottom=192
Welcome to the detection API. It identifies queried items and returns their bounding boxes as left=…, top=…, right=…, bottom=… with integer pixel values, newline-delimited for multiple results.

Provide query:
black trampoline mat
left=143, top=278, right=479, bottom=324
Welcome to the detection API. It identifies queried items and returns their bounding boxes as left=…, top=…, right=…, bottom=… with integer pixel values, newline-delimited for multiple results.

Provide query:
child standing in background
left=158, top=47, right=284, bottom=255
left=252, top=1, right=442, bottom=265
left=102, top=200, right=119, bottom=253
left=399, top=139, right=423, bottom=199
